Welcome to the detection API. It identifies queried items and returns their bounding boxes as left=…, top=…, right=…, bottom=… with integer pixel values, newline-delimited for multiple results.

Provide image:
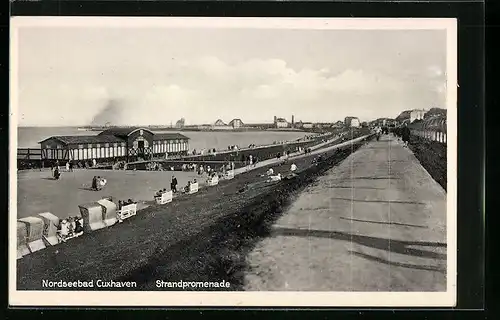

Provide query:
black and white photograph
left=10, top=17, right=457, bottom=307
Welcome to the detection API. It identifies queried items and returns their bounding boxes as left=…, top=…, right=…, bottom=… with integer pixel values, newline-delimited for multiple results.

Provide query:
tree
left=424, top=108, right=446, bottom=119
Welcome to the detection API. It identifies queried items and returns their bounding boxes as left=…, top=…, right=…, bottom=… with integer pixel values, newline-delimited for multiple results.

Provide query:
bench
left=224, top=170, right=235, bottom=180
left=97, top=198, right=118, bottom=227
left=79, top=202, right=107, bottom=232
left=37, top=212, right=60, bottom=246
left=18, top=216, right=46, bottom=253
left=155, top=191, right=173, bottom=205
left=117, top=203, right=137, bottom=222
left=188, top=182, right=199, bottom=194
left=207, top=175, right=219, bottom=186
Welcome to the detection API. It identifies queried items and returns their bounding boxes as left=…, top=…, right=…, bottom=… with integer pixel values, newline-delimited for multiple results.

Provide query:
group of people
left=146, top=162, right=163, bottom=171
left=52, top=166, right=61, bottom=180
left=65, top=161, right=74, bottom=172
left=50, top=161, right=62, bottom=180
left=112, top=161, right=127, bottom=170
left=178, top=163, right=232, bottom=176
left=154, top=175, right=203, bottom=196
left=392, top=123, right=411, bottom=147
left=57, top=216, right=84, bottom=242
left=48, top=158, right=103, bottom=180
left=261, top=161, right=297, bottom=181
left=248, top=154, right=259, bottom=167
left=91, top=176, right=107, bottom=191
left=182, top=163, right=207, bottom=173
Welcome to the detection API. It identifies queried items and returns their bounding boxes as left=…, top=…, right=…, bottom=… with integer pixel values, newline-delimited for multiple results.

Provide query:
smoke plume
left=90, top=99, right=125, bottom=126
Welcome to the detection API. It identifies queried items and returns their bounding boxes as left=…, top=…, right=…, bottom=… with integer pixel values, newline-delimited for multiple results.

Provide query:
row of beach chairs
left=154, top=169, right=233, bottom=205
left=17, top=198, right=138, bottom=259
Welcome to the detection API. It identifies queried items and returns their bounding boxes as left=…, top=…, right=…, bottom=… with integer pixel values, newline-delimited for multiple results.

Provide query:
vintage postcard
left=9, top=17, right=457, bottom=307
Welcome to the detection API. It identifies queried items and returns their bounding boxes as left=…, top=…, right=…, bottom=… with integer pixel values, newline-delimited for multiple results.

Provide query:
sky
left=15, top=25, right=447, bottom=127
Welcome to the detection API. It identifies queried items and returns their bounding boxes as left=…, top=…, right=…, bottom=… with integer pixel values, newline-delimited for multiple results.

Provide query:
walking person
left=91, top=176, right=98, bottom=191
left=171, top=176, right=178, bottom=193
left=375, top=126, right=382, bottom=141
left=401, top=123, right=411, bottom=147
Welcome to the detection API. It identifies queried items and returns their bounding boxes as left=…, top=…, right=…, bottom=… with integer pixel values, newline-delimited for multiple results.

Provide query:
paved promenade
left=234, top=134, right=367, bottom=175
left=244, top=135, right=447, bottom=291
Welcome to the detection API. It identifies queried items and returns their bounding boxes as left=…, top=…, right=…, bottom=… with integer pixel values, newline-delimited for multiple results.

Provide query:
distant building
left=228, top=118, right=244, bottom=129
left=371, top=118, right=396, bottom=127
left=214, top=119, right=226, bottom=126
left=38, top=127, right=190, bottom=162
left=302, top=122, right=314, bottom=129
left=396, top=109, right=428, bottom=124
left=212, top=119, right=232, bottom=130
left=344, top=117, right=360, bottom=128
left=274, top=116, right=289, bottom=128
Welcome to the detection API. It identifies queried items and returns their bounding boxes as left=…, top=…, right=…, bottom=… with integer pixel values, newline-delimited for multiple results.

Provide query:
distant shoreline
left=18, top=126, right=313, bottom=133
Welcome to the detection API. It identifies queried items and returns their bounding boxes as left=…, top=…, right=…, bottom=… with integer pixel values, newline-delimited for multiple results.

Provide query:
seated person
left=267, top=168, right=274, bottom=176
left=67, top=217, right=75, bottom=237
left=59, top=219, right=69, bottom=242
left=74, top=217, right=84, bottom=235
left=267, top=173, right=282, bottom=182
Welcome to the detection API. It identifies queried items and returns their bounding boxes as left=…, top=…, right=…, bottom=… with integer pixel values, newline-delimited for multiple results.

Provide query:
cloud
left=18, top=55, right=446, bottom=126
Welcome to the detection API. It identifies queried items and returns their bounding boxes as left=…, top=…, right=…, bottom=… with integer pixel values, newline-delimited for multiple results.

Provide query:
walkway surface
left=234, top=134, right=366, bottom=175
left=244, top=135, right=447, bottom=291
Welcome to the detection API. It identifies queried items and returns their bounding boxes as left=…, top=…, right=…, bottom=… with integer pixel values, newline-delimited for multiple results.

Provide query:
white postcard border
left=9, top=16, right=458, bottom=307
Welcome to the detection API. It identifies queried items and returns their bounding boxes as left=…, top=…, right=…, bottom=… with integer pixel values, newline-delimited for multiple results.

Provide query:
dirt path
left=243, top=135, right=447, bottom=291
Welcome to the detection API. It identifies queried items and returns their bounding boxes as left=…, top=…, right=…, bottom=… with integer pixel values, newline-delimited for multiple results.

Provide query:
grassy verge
left=408, top=135, right=447, bottom=191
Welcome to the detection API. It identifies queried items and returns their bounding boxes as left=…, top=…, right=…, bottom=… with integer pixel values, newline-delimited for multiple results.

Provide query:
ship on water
left=77, top=122, right=113, bottom=131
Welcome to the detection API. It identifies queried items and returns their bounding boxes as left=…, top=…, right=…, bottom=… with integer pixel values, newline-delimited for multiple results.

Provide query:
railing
left=407, top=116, right=447, bottom=144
